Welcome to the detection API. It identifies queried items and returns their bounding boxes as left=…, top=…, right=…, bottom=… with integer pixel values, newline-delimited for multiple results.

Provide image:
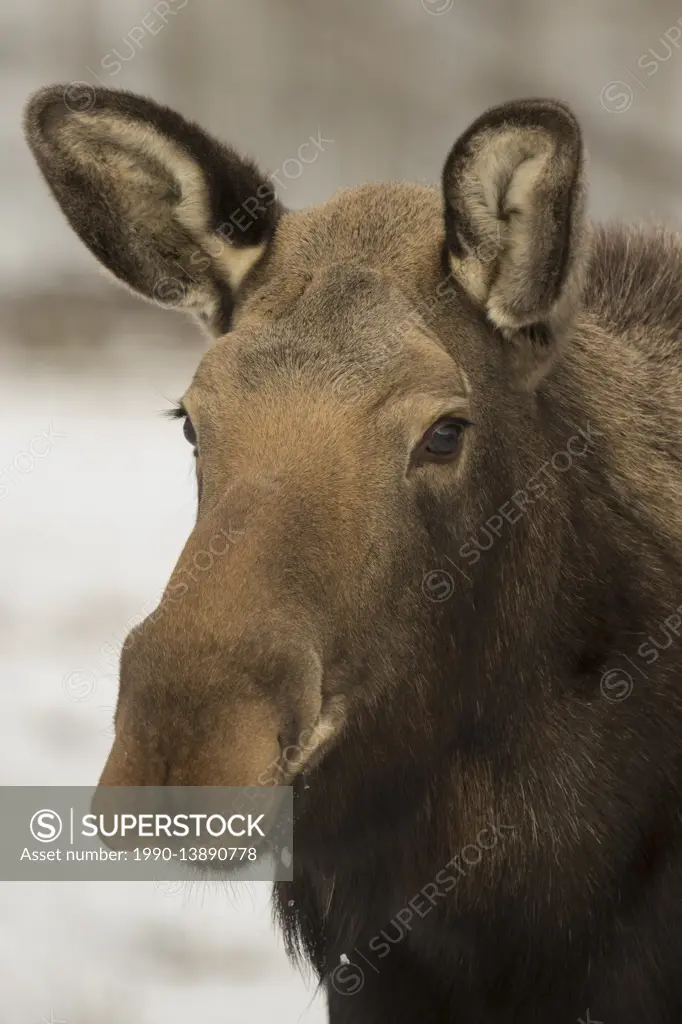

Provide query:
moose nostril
left=107, top=631, right=327, bottom=790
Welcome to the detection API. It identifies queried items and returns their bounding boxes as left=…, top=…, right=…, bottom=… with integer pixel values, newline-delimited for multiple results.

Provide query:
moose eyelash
left=165, top=401, right=188, bottom=421
left=166, top=400, right=199, bottom=457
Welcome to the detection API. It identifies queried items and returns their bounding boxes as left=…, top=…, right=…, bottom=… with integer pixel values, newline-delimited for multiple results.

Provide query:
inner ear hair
left=442, top=99, right=590, bottom=387
left=71, top=112, right=268, bottom=296
left=24, top=85, right=283, bottom=334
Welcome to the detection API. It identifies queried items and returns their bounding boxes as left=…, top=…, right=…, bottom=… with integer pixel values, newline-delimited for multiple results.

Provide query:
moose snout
left=96, top=618, right=328, bottom=793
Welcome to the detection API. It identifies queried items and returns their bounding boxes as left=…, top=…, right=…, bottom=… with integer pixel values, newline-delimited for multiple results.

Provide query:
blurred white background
left=3, top=0, right=682, bottom=1020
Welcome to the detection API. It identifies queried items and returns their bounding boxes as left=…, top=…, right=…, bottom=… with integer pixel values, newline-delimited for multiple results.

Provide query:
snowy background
left=0, top=334, right=326, bottom=1023
left=4, top=0, right=682, bottom=1020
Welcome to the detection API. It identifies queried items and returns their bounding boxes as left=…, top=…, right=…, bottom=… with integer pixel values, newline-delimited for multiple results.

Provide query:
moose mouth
left=88, top=696, right=347, bottom=877
left=89, top=783, right=293, bottom=876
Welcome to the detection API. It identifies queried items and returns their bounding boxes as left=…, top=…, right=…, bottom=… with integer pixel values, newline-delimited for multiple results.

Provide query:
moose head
left=25, top=86, right=589, bottom=854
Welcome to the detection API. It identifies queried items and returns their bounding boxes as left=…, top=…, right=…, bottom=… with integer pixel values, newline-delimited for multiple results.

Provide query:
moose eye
left=182, top=415, right=197, bottom=449
left=415, top=417, right=470, bottom=464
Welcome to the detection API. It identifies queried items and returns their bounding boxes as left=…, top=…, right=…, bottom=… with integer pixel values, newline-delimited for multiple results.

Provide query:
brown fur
left=24, top=86, right=682, bottom=1022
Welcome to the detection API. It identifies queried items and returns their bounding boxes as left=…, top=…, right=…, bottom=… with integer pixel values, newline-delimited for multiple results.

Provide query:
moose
left=25, top=85, right=682, bottom=1022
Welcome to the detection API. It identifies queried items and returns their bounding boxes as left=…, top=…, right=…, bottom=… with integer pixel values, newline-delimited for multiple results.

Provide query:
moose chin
left=25, top=84, right=682, bottom=1022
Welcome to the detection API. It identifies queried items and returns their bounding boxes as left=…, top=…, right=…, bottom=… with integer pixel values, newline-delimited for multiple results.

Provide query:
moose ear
left=24, top=85, right=282, bottom=334
left=442, top=99, right=588, bottom=389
